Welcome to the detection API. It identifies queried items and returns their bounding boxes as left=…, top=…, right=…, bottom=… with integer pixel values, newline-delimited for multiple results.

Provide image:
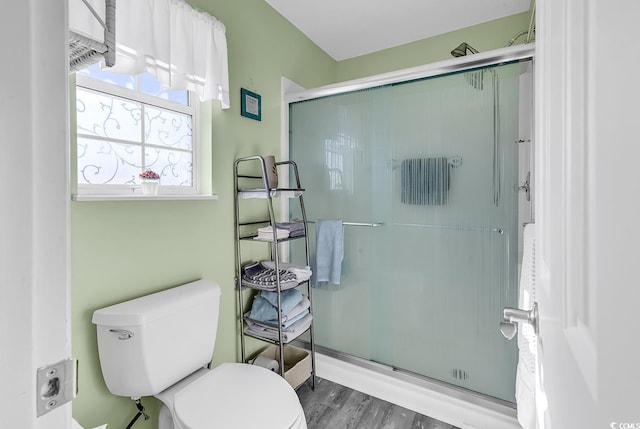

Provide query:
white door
left=534, top=0, right=640, bottom=427
left=0, top=0, right=72, bottom=428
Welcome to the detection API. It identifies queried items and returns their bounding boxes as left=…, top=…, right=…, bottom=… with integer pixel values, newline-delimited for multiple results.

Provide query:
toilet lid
left=173, top=363, right=303, bottom=429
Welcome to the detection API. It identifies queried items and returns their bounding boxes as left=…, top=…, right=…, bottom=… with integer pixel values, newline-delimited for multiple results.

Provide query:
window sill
left=72, top=194, right=219, bottom=202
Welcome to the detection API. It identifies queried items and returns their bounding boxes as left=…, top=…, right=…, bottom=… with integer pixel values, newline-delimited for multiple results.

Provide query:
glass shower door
left=289, top=60, right=529, bottom=402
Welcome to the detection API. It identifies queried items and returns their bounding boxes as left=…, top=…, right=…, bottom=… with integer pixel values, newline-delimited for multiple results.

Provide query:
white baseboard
left=315, top=352, right=521, bottom=429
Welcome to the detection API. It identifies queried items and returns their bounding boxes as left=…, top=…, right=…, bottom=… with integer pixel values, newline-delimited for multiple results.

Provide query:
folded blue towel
left=248, top=296, right=278, bottom=322
left=260, top=289, right=302, bottom=312
left=244, top=305, right=309, bottom=329
left=315, top=219, right=344, bottom=285
left=249, top=289, right=303, bottom=322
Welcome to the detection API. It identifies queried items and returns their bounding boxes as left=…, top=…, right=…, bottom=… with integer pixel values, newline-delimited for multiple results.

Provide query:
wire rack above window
left=69, top=0, right=115, bottom=72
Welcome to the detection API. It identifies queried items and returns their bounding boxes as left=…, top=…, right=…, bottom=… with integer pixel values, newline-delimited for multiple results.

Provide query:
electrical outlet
left=36, top=359, right=77, bottom=417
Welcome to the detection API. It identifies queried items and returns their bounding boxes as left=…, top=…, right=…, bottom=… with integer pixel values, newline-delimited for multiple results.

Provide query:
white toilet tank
left=92, top=279, right=221, bottom=398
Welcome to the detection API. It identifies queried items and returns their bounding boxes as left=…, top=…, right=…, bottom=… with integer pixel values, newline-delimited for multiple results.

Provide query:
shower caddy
left=233, top=155, right=316, bottom=389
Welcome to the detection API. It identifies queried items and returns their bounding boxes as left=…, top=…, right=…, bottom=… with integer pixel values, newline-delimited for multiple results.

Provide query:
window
left=324, top=133, right=357, bottom=193
left=74, top=64, right=202, bottom=197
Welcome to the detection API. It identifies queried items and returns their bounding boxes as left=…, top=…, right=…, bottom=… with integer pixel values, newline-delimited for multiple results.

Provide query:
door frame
left=0, top=0, right=72, bottom=428
left=534, top=0, right=640, bottom=427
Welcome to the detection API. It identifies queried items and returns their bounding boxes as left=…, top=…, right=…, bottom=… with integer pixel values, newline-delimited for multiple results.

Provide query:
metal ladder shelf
left=233, top=155, right=316, bottom=390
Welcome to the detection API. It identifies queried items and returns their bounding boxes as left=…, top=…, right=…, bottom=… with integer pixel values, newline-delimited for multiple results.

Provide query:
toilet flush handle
left=109, top=329, right=134, bottom=340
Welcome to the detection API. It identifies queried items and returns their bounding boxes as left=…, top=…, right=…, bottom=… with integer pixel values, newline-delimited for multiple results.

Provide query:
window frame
left=74, top=73, right=201, bottom=197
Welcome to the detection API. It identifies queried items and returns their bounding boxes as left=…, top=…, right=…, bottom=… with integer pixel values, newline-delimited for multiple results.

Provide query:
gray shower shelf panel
left=238, top=188, right=305, bottom=199
left=238, top=219, right=271, bottom=226
left=243, top=315, right=283, bottom=329
left=238, top=233, right=307, bottom=242
left=243, top=326, right=312, bottom=345
left=240, top=278, right=308, bottom=292
left=237, top=183, right=305, bottom=191
left=243, top=331, right=281, bottom=345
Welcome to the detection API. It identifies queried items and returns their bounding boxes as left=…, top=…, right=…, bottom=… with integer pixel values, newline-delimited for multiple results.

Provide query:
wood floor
left=296, top=377, right=460, bottom=429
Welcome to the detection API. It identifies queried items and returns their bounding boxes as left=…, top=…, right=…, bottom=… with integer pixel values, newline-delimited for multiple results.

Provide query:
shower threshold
left=293, top=341, right=519, bottom=429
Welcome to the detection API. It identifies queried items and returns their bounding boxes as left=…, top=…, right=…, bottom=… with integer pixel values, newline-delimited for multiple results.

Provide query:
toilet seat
left=161, top=363, right=306, bottom=429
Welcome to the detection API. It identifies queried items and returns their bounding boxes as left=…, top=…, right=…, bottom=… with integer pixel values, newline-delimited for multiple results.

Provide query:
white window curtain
left=69, top=0, right=230, bottom=108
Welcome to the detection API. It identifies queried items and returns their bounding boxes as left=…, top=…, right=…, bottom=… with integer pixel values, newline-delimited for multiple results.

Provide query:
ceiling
left=264, top=0, right=531, bottom=61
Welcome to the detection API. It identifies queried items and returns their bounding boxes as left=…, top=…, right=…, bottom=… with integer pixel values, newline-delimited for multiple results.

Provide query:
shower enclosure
left=288, top=54, right=534, bottom=403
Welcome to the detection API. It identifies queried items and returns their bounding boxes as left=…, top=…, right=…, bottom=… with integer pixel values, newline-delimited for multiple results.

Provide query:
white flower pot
left=141, top=179, right=159, bottom=195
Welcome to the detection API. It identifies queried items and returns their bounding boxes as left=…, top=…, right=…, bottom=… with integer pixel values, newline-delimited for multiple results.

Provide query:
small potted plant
left=139, top=169, right=160, bottom=195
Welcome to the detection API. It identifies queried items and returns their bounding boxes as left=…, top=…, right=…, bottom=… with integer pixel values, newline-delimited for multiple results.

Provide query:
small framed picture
left=241, top=88, right=261, bottom=121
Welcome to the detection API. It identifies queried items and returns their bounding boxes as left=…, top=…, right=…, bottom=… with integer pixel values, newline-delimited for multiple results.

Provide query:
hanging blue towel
left=315, top=219, right=344, bottom=285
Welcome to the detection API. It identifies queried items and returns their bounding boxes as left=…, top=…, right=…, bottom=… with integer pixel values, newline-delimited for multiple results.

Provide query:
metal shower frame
left=283, top=42, right=536, bottom=412
left=284, top=44, right=534, bottom=105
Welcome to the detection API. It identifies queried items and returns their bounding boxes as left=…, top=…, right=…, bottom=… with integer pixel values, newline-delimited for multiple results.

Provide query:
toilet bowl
left=156, top=364, right=306, bottom=429
left=92, top=279, right=307, bottom=429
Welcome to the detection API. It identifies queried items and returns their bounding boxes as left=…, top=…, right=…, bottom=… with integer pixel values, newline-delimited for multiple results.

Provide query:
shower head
left=450, top=42, right=485, bottom=90
left=450, top=42, right=479, bottom=57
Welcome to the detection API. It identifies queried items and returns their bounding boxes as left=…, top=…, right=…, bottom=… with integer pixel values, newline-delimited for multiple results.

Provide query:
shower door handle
left=500, top=302, right=538, bottom=340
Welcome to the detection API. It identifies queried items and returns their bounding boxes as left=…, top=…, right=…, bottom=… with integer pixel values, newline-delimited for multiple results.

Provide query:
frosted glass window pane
left=77, top=138, right=141, bottom=185
left=144, top=147, right=193, bottom=186
left=145, top=106, right=193, bottom=150
left=76, top=88, right=142, bottom=142
left=75, top=65, right=199, bottom=195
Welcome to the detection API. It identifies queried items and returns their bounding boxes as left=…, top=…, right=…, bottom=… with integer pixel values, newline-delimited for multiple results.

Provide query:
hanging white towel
left=516, top=223, right=537, bottom=429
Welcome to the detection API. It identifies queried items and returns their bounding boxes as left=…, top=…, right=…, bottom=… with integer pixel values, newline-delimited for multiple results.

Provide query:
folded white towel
left=257, top=226, right=289, bottom=235
left=288, top=266, right=312, bottom=282
left=258, top=225, right=281, bottom=233
left=261, top=261, right=312, bottom=282
left=254, top=227, right=289, bottom=240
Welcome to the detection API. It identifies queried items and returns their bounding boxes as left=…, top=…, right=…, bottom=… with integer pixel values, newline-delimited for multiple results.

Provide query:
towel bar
left=393, top=223, right=504, bottom=234
left=293, top=219, right=384, bottom=228
left=355, top=221, right=500, bottom=233
left=295, top=219, right=502, bottom=232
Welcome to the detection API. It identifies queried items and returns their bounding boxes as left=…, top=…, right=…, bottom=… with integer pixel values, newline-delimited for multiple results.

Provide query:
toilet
left=92, top=279, right=307, bottom=429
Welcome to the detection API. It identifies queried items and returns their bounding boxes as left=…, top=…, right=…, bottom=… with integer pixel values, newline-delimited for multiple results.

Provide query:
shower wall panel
left=289, top=61, right=527, bottom=402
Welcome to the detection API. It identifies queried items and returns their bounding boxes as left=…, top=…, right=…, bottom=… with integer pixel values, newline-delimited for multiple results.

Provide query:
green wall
left=70, top=1, right=335, bottom=428
left=70, top=1, right=533, bottom=428
left=336, top=12, right=532, bottom=81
